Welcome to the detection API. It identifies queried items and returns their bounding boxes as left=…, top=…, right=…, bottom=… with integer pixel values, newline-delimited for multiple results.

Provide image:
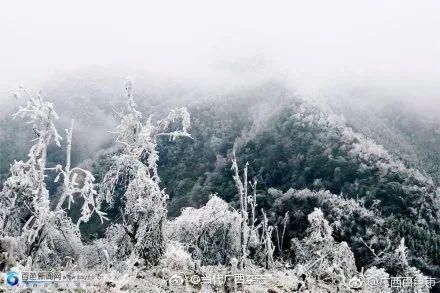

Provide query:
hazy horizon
left=0, top=1, right=439, bottom=102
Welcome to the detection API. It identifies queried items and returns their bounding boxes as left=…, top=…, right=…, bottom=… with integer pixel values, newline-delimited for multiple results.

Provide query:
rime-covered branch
left=0, top=89, right=101, bottom=269
left=231, top=152, right=264, bottom=270
left=53, top=119, right=108, bottom=227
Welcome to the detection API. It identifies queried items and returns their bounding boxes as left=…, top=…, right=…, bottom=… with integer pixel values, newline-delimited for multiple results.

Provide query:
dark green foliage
left=158, top=101, right=253, bottom=216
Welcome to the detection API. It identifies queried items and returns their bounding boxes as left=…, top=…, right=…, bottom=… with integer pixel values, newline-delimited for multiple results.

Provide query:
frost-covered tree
left=160, top=241, right=195, bottom=271
left=167, top=195, right=241, bottom=265
left=100, top=79, right=191, bottom=266
left=168, top=156, right=277, bottom=271
left=387, top=238, right=429, bottom=293
left=292, top=208, right=357, bottom=290
left=0, top=92, right=62, bottom=241
left=231, top=152, right=261, bottom=269
left=362, top=267, right=390, bottom=293
left=0, top=89, right=104, bottom=269
left=259, top=210, right=275, bottom=269
left=360, top=237, right=430, bottom=293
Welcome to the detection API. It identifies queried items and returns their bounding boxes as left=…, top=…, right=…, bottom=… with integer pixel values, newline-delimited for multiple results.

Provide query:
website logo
left=5, top=271, right=20, bottom=286
left=168, top=273, right=185, bottom=286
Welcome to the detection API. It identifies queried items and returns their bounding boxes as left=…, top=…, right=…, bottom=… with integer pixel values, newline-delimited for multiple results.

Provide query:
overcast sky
left=0, top=0, right=439, bottom=97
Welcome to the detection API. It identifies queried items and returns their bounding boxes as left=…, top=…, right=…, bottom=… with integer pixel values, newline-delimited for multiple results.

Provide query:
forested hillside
left=1, top=76, right=440, bottom=291
left=153, top=86, right=440, bottom=278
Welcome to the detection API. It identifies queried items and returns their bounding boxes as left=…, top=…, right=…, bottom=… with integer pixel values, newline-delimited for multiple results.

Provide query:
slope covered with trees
left=1, top=77, right=439, bottom=291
